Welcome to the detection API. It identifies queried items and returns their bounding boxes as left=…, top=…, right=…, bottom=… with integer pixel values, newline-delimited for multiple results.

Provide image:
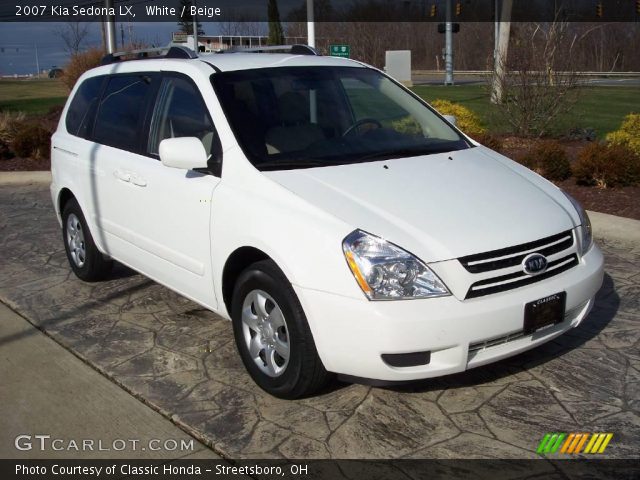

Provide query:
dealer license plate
left=524, top=292, right=566, bottom=335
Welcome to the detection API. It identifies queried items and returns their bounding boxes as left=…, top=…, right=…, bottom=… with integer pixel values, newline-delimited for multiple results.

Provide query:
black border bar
left=1, top=0, right=639, bottom=23
left=2, top=459, right=639, bottom=480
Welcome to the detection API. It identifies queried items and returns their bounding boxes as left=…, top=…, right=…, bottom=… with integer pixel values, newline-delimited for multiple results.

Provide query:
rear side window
left=93, top=75, right=153, bottom=152
left=65, top=76, right=104, bottom=138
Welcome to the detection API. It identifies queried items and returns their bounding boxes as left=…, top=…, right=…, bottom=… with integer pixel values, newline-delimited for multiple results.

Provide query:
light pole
left=104, top=0, right=116, bottom=53
left=307, top=0, right=315, bottom=48
left=307, top=0, right=317, bottom=123
left=192, top=0, right=199, bottom=55
left=34, top=43, right=40, bottom=77
left=444, top=0, right=454, bottom=85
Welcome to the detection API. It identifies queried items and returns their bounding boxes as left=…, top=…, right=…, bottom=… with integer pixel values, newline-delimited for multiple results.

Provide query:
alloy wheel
left=241, top=289, right=290, bottom=377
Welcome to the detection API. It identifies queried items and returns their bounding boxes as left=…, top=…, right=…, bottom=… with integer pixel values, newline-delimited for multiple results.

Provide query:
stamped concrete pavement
left=0, top=183, right=638, bottom=459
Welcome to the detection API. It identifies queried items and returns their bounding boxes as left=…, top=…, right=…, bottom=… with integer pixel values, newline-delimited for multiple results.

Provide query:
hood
left=264, top=147, right=577, bottom=262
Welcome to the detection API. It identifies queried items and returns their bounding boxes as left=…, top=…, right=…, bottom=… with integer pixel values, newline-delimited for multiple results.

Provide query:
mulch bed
left=500, top=136, right=640, bottom=221
left=1, top=156, right=50, bottom=171
left=555, top=180, right=640, bottom=220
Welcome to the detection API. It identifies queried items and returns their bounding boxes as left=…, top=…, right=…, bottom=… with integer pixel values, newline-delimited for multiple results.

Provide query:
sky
left=0, top=22, right=223, bottom=75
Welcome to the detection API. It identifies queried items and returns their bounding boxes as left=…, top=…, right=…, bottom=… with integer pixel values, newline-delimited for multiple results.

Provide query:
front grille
left=466, top=254, right=579, bottom=299
left=459, top=230, right=574, bottom=274
left=459, top=230, right=578, bottom=300
left=468, top=331, right=525, bottom=353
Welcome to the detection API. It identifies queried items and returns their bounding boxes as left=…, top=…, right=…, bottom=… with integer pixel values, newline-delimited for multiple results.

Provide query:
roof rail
left=220, top=44, right=319, bottom=56
left=101, top=46, right=197, bottom=65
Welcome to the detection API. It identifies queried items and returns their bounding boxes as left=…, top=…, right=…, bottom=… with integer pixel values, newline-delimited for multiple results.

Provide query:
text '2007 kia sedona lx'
left=50, top=45, right=604, bottom=398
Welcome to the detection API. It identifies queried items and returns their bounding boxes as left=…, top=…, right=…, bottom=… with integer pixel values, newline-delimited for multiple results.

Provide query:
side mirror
left=443, top=115, right=457, bottom=126
left=159, top=137, right=209, bottom=170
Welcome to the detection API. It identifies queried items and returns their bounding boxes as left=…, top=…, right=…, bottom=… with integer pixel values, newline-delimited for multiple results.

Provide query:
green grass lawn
left=411, top=84, right=640, bottom=137
left=0, top=78, right=68, bottom=115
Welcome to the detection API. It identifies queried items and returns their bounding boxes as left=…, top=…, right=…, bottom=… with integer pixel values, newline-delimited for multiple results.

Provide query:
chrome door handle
left=130, top=176, right=147, bottom=187
left=114, top=170, right=131, bottom=182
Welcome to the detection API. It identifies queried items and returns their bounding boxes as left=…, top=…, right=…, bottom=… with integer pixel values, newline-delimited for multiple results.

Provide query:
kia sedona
left=50, top=45, right=604, bottom=398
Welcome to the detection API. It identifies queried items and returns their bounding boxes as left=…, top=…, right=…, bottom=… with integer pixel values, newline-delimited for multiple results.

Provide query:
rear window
left=93, top=75, right=153, bottom=152
left=65, top=76, right=104, bottom=138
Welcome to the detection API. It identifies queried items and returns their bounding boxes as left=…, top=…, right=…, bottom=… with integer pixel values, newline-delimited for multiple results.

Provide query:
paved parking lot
left=0, top=183, right=638, bottom=459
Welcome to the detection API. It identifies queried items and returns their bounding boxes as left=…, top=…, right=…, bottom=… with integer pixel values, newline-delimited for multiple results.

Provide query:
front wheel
left=231, top=260, right=331, bottom=399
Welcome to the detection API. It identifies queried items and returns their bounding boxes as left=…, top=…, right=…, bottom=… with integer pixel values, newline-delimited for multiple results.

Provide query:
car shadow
left=329, top=272, right=619, bottom=396
left=108, top=261, right=139, bottom=280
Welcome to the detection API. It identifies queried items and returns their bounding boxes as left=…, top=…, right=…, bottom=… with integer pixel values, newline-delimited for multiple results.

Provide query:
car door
left=89, top=73, right=157, bottom=265
left=91, top=72, right=220, bottom=309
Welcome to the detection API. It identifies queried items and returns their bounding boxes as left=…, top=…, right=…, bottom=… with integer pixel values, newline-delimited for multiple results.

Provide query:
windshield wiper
left=257, top=145, right=463, bottom=171
left=257, top=158, right=341, bottom=171
left=350, top=146, right=457, bottom=163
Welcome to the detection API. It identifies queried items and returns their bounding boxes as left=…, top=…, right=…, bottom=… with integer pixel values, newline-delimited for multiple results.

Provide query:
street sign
left=172, top=32, right=188, bottom=43
left=329, top=45, right=350, bottom=58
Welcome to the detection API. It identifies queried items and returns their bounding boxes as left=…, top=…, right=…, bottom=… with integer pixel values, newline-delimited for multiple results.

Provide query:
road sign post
left=329, top=45, right=350, bottom=58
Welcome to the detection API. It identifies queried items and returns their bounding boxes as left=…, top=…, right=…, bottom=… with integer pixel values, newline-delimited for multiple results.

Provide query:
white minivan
left=51, top=46, right=604, bottom=398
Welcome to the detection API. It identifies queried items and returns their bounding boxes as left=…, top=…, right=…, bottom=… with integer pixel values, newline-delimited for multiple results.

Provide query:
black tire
left=62, top=198, right=113, bottom=281
left=231, top=259, right=332, bottom=399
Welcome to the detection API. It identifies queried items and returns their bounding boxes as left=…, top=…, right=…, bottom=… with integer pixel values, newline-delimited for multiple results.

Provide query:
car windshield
left=212, top=66, right=470, bottom=171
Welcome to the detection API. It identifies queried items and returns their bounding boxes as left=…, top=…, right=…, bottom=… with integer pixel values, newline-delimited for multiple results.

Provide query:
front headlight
left=562, top=191, right=593, bottom=255
left=342, top=230, right=450, bottom=300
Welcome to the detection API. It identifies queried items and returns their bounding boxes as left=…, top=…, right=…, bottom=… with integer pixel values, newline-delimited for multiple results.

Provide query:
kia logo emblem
left=522, top=253, right=548, bottom=275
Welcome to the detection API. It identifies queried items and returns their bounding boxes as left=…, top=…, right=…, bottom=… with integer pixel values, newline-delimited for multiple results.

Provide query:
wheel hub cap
left=241, top=289, right=290, bottom=378
left=66, top=213, right=86, bottom=268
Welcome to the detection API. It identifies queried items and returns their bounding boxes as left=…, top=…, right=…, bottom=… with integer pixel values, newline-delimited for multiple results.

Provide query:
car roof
left=83, top=52, right=367, bottom=80
left=199, top=52, right=365, bottom=72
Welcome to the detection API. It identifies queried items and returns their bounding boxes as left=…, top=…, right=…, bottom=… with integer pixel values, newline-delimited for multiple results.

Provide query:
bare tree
left=490, top=20, right=581, bottom=136
left=286, top=16, right=638, bottom=73
left=56, top=22, right=91, bottom=55
left=218, top=19, right=264, bottom=37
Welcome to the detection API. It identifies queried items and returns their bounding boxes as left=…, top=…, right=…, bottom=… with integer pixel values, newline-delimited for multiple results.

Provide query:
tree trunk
left=491, top=0, right=513, bottom=104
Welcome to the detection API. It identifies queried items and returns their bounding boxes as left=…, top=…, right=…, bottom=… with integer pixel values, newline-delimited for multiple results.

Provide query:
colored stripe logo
left=537, top=433, right=613, bottom=454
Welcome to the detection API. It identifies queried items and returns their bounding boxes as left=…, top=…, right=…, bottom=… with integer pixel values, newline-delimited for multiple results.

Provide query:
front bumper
left=295, top=244, right=604, bottom=381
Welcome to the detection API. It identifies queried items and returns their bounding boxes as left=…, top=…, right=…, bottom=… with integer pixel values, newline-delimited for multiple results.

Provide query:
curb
left=0, top=170, right=51, bottom=184
left=0, top=171, right=638, bottom=245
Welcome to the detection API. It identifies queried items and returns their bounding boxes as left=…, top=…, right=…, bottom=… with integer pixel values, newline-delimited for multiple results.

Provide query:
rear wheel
left=231, top=260, right=331, bottom=399
left=62, top=198, right=112, bottom=281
